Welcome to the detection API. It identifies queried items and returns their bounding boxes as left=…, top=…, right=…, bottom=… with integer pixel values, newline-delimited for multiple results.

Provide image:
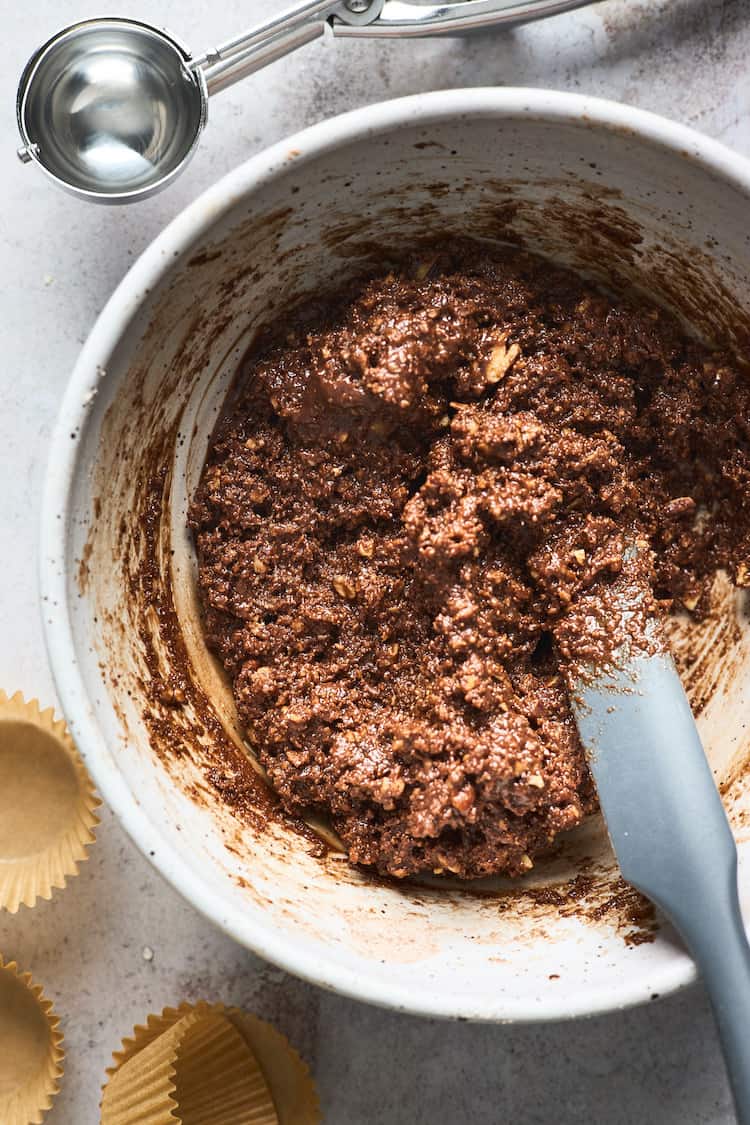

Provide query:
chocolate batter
left=189, top=244, right=750, bottom=880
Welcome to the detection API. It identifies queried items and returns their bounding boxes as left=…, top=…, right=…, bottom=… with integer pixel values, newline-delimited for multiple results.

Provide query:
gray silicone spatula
left=558, top=547, right=750, bottom=1123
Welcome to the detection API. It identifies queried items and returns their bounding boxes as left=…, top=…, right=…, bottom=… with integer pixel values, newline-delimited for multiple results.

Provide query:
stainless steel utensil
left=563, top=557, right=750, bottom=1123
left=16, top=0, right=596, bottom=203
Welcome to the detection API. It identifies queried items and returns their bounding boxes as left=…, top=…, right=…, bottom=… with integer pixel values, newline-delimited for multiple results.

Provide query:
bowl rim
left=40, top=86, right=750, bottom=1022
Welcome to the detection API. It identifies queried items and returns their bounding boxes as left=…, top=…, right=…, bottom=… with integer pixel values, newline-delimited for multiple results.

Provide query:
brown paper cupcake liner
left=0, top=691, right=100, bottom=912
left=225, top=1009, right=321, bottom=1125
left=173, top=1013, right=277, bottom=1125
left=103, top=1007, right=274, bottom=1125
left=102, top=1011, right=192, bottom=1124
left=105, top=1002, right=320, bottom=1124
left=0, top=955, right=64, bottom=1125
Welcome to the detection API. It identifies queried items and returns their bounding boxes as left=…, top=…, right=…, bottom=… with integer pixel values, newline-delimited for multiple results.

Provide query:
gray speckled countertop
left=1, top=1, right=748, bottom=1121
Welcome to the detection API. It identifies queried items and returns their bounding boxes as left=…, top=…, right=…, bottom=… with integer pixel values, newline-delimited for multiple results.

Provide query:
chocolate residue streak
left=541, top=196, right=644, bottom=268
left=316, top=827, right=657, bottom=947
left=646, top=243, right=750, bottom=357
left=77, top=535, right=94, bottom=595
left=668, top=573, right=744, bottom=716
left=502, top=874, right=657, bottom=947
left=188, top=248, right=223, bottom=268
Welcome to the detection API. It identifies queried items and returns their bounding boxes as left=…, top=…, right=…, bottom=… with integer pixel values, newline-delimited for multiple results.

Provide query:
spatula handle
left=676, top=863, right=750, bottom=1125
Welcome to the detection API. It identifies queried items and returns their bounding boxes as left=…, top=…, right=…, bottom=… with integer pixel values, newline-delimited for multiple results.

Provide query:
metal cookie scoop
left=15, top=0, right=596, bottom=203
left=559, top=548, right=750, bottom=1123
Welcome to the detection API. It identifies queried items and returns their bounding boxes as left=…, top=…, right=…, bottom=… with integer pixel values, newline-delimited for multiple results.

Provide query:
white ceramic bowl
left=42, top=89, right=750, bottom=1022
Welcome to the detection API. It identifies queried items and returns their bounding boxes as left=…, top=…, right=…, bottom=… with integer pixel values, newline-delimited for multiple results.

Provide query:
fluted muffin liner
left=0, top=955, right=64, bottom=1125
left=104, top=1001, right=320, bottom=1124
left=225, top=1008, right=321, bottom=1125
left=0, top=691, right=99, bottom=912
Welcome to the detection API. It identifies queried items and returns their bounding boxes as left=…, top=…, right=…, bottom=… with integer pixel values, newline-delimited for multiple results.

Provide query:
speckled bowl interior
left=43, top=90, right=750, bottom=1021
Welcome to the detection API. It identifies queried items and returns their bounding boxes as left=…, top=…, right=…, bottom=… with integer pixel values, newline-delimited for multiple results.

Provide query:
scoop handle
left=197, top=0, right=596, bottom=92
left=195, top=0, right=384, bottom=96
left=332, top=0, right=595, bottom=37
left=200, top=21, right=327, bottom=96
